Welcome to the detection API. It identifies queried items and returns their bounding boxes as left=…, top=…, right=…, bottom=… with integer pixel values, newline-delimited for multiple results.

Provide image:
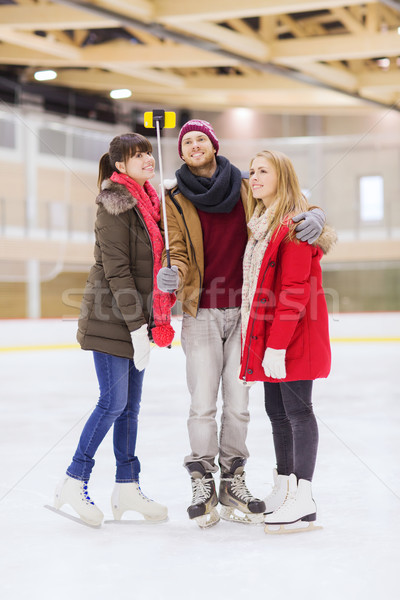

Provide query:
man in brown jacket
left=157, top=120, right=325, bottom=528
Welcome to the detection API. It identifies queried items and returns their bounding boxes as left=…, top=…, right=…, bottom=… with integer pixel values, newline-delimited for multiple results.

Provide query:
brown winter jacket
left=161, top=179, right=250, bottom=317
left=77, top=179, right=154, bottom=359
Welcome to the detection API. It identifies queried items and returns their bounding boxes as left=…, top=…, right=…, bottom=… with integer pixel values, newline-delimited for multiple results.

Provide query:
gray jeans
left=181, top=307, right=250, bottom=474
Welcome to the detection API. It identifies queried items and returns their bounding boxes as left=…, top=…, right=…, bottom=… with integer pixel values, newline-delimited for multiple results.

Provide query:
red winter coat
left=239, top=224, right=331, bottom=383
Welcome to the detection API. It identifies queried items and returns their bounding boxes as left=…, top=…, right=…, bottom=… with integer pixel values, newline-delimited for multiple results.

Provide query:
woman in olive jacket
left=51, top=133, right=174, bottom=527
left=239, top=150, right=335, bottom=534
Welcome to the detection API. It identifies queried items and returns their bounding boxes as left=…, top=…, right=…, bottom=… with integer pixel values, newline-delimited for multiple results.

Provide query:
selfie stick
left=153, top=111, right=171, bottom=268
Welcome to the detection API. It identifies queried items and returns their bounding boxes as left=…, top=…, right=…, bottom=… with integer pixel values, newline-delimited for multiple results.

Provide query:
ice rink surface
left=1, top=313, right=400, bottom=600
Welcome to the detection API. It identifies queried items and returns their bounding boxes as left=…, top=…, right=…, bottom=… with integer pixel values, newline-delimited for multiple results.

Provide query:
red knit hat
left=178, top=119, right=219, bottom=158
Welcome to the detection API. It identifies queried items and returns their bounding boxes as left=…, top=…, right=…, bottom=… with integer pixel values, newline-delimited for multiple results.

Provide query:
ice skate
left=264, top=468, right=290, bottom=514
left=219, top=459, right=265, bottom=524
left=45, top=475, right=104, bottom=528
left=264, top=473, right=322, bottom=534
left=187, top=463, right=220, bottom=529
left=109, top=482, right=168, bottom=523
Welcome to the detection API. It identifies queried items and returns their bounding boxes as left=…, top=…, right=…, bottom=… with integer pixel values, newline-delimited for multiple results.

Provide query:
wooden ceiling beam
left=330, top=7, right=366, bottom=33
left=359, top=69, right=400, bottom=92
left=166, top=21, right=269, bottom=61
left=0, top=5, right=119, bottom=30
left=182, top=72, right=304, bottom=91
left=43, top=68, right=166, bottom=91
left=88, top=0, right=154, bottom=22
left=79, top=39, right=239, bottom=68
left=365, top=3, right=380, bottom=33
left=377, top=3, right=400, bottom=27
left=0, top=43, right=72, bottom=65
left=155, top=0, right=374, bottom=23
left=297, top=62, right=358, bottom=91
left=258, top=16, right=277, bottom=42
left=124, top=27, right=163, bottom=46
left=0, top=29, right=80, bottom=58
left=102, top=64, right=184, bottom=87
left=225, top=19, right=260, bottom=38
left=272, top=29, right=400, bottom=64
left=278, top=14, right=309, bottom=37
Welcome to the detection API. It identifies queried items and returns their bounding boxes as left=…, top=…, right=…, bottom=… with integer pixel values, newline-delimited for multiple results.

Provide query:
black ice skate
left=187, top=462, right=220, bottom=528
left=219, top=458, right=265, bottom=524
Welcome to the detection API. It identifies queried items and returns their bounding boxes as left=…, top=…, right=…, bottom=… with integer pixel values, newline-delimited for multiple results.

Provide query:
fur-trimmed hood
left=316, top=225, right=337, bottom=255
left=164, top=178, right=177, bottom=191
left=96, top=179, right=138, bottom=215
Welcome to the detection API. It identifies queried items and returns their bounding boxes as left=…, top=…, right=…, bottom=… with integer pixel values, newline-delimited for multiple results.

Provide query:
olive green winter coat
left=77, top=179, right=154, bottom=360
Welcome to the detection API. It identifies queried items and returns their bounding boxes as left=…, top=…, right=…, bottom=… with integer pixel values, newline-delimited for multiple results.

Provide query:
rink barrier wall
left=0, top=337, right=399, bottom=353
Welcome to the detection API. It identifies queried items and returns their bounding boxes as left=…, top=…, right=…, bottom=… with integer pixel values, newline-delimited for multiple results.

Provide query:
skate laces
left=82, top=482, right=95, bottom=505
left=269, top=481, right=281, bottom=499
left=191, top=477, right=213, bottom=504
left=136, top=484, right=153, bottom=503
left=230, top=473, right=255, bottom=502
left=275, top=486, right=297, bottom=514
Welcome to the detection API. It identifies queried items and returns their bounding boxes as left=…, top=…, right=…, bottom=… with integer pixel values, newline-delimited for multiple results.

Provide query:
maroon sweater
left=198, top=199, right=248, bottom=309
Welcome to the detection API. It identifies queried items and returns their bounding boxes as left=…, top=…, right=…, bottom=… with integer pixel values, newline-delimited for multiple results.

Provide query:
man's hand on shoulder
left=292, top=208, right=325, bottom=244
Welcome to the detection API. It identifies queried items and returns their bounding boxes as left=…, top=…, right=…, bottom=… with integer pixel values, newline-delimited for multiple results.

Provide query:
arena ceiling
left=1, top=0, right=400, bottom=115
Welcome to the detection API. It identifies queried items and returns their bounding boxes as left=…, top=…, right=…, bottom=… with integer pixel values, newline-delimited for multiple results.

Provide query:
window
left=72, top=132, right=108, bottom=162
left=39, top=128, right=67, bottom=157
left=0, top=119, right=16, bottom=149
left=359, top=175, right=384, bottom=222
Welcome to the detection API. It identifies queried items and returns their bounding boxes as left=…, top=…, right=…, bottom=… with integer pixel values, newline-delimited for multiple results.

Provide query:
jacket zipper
left=242, top=261, right=272, bottom=382
left=168, top=189, right=203, bottom=316
left=134, top=207, right=155, bottom=330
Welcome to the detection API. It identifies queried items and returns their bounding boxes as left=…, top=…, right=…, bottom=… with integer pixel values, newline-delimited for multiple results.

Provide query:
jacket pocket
left=285, top=318, right=304, bottom=360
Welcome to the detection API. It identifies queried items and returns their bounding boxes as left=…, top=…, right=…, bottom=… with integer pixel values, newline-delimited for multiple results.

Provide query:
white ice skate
left=187, top=466, right=220, bottom=529
left=45, top=475, right=104, bottom=528
left=219, top=460, right=265, bottom=524
left=108, top=482, right=168, bottom=523
left=263, top=469, right=290, bottom=514
left=264, top=474, right=322, bottom=534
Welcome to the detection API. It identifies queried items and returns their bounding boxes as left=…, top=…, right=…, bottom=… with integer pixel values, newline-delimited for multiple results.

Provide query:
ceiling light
left=34, top=70, right=57, bottom=81
left=233, top=107, right=253, bottom=119
left=376, top=58, right=390, bottom=69
left=110, top=89, right=132, bottom=99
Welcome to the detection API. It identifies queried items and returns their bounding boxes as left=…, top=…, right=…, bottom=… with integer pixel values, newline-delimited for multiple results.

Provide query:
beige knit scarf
left=241, top=201, right=278, bottom=344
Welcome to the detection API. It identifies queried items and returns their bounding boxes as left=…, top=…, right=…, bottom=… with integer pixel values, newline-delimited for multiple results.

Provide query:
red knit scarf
left=110, top=171, right=175, bottom=347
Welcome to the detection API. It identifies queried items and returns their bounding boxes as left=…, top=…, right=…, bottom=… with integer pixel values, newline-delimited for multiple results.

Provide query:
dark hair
left=97, top=132, right=153, bottom=189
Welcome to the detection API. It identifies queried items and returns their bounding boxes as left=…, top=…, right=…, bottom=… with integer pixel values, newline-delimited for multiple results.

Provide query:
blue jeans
left=67, top=351, right=144, bottom=482
left=263, top=380, right=318, bottom=482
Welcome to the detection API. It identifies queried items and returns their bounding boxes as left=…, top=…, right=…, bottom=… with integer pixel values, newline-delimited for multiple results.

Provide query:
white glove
left=130, top=324, right=150, bottom=371
left=292, top=208, right=325, bottom=244
left=262, top=348, right=286, bottom=379
left=157, top=266, right=180, bottom=293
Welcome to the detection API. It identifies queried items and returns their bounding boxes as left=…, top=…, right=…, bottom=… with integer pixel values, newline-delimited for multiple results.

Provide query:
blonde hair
left=248, top=150, right=314, bottom=240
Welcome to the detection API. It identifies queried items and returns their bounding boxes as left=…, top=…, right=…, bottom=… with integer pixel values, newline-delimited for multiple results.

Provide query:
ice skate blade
left=105, top=516, right=169, bottom=525
left=220, top=505, right=264, bottom=525
left=44, top=505, right=102, bottom=529
left=264, top=521, right=322, bottom=535
left=194, top=507, right=220, bottom=529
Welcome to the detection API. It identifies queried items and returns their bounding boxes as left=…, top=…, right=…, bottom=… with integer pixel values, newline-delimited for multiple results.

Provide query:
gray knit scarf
left=175, top=156, right=242, bottom=214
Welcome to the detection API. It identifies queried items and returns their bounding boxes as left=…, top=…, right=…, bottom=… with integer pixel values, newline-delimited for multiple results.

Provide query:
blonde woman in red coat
left=239, top=150, right=336, bottom=534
